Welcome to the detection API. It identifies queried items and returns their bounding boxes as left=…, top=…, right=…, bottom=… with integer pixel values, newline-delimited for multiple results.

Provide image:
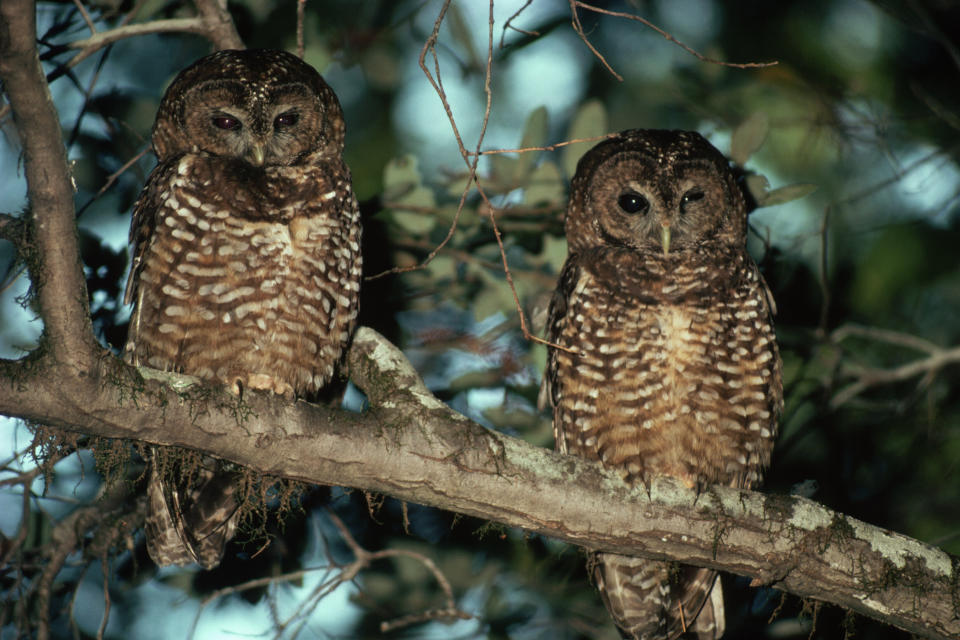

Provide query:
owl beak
left=248, top=143, right=266, bottom=167
left=660, top=224, right=671, bottom=256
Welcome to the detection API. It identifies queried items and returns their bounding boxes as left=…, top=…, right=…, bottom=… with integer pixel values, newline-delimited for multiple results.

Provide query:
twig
left=62, top=19, right=208, bottom=72
left=832, top=324, right=943, bottom=355
left=568, top=0, right=622, bottom=81
left=816, top=206, right=830, bottom=336
left=571, top=1, right=778, bottom=76
left=475, top=133, right=616, bottom=156
left=296, top=0, right=307, bottom=59
left=500, top=0, right=538, bottom=49
left=830, top=327, right=960, bottom=407
left=96, top=555, right=111, bottom=640
left=188, top=509, right=470, bottom=638
left=71, top=0, right=97, bottom=34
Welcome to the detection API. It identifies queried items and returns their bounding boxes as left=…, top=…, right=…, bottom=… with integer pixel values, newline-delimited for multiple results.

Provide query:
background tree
left=1, top=1, right=959, bottom=639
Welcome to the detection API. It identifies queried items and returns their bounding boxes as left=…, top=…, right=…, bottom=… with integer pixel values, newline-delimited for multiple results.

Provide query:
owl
left=124, top=49, right=362, bottom=569
left=541, top=130, right=782, bottom=639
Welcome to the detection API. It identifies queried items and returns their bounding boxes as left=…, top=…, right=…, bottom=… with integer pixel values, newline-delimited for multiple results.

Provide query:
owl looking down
left=542, top=130, right=782, bottom=639
left=124, top=49, right=362, bottom=569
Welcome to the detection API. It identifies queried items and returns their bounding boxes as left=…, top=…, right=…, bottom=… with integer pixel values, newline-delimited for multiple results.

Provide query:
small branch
left=296, top=0, right=307, bottom=59
left=568, top=0, right=622, bottom=81
left=192, top=0, right=244, bottom=50
left=475, top=133, right=617, bottom=156
left=571, top=1, right=778, bottom=75
left=188, top=509, right=470, bottom=637
left=500, top=0, right=538, bottom=49
left=63, top=18, right=208, bottom=72
left=831, top=325, right=960, bottom=407
left=0, top=0, right=99, bottom=366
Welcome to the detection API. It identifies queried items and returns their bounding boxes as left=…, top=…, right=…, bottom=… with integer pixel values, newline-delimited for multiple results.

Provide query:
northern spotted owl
left=542, top=130, right=782, bottom=639
left=124, top=49, right=362, bottom=569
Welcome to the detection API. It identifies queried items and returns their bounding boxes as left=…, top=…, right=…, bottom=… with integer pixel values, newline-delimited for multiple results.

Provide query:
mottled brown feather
left=126, top=49, right=361, bottom=569
left=544, top=130, right=782, bottom=639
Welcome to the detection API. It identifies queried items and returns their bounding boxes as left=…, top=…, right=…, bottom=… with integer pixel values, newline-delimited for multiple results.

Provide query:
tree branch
left=0, top=0, right=100, bottom=368
left=0, top=328, right=955, bottom=640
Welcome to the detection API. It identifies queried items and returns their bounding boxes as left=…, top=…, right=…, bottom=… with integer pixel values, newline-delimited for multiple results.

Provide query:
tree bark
left=0, top=328, right=956, bottom=640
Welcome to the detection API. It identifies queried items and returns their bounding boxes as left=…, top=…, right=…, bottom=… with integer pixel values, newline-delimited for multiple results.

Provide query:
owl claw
left=245, top=373, right=295, bottom=399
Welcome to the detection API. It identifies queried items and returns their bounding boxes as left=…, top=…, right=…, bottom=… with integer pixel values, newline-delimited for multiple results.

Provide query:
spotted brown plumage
left=125, top=49, right=361, bottom=569
left=541, top=129, right=782, bottom=639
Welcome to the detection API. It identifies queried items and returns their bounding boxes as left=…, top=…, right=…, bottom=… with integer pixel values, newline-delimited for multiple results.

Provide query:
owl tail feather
left=145, top=449, right=241, bottom=570
left=593, top=553, right=724, bottom=640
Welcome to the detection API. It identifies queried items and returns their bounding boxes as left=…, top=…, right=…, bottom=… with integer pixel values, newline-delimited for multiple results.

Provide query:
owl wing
left=145, top=451, right=241, bottom=570
left=539, top=255, right=584, bottom=455
left=123, top=156, right=180, bottom=308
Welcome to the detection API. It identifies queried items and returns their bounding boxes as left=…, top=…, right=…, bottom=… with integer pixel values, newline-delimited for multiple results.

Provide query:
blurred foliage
left=2, top=0, right=959, bottom=639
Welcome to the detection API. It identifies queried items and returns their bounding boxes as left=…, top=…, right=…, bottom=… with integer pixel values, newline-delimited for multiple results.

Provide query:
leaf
left=562, top=99, right=608, bottom=179
left=383, top=155, right=436, bottom=234
left=745, top=174, right=770, bottom=204
left=473, top=279, right=515, bottom=321
left=383, top=154, right=422, bottom=197
left=730, top=112, right=769, bottom=166
left=490, top=154, right=519, bottom=193
left=534, top=234, right=568, bottom=273
left=523, top=161, right=564, bottom=207
left=515, top=106, right=548, bottom=182
left=756, top=183, right=818, bottom=207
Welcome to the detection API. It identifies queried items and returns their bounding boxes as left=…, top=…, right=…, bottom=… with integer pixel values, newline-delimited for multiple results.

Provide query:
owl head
left=565, top=129, right=746, bottom=256
left=151, top=49, right=345, bottom=167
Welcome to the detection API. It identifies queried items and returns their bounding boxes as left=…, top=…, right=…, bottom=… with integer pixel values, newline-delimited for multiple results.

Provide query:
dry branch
left=0, top=328, right=956, bottom=639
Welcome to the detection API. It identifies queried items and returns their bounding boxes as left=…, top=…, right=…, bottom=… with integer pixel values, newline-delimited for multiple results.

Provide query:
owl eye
left=274, top=112, right=299, bottom=129
left=680, top=188, right=705, bottom=213
left=617, top=192, right=649, bottom=215
left=212, top=116, right=241, bottom=131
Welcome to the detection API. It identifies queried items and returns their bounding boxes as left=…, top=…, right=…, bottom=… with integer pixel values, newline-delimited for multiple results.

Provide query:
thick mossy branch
left=0, top=0, right=99, bottom=366
left=0, top=328, right=955, bottom=639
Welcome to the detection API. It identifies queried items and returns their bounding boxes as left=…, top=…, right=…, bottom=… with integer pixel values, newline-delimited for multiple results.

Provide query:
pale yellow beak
left=248, top=143, right=266, bottom=167
left=660, top=225, right=671, bottom=256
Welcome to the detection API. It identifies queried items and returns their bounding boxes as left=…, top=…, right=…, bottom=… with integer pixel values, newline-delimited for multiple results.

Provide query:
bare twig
left=830, top=325, right=960, bottom=407
left=571, top=1, right=778, bottom=78
left=816, top=206, right=830, bottom=336
left=568, top=0, right=622, bottom=80
left=192, top=0, right=244, bottom=50
left=500, top=0, right=538, bottom=49
left=71, top=0, right=97, bottom=34
left=296, top=0, right=307, bottom=59
left=188, top=509, right=470, bottom=638
left=96, top=555, right=111, bottom=640
left=475, top=133, right=616, bottom=156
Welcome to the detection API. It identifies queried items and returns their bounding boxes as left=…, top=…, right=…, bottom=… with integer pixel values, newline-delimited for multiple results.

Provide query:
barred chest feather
left=126, top=154, right=362, bottom=397
left=549, top=249, right=780, bottom=489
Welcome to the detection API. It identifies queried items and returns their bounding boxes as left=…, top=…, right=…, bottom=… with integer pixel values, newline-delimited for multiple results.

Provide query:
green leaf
left=730, top=112, right=769, bottom=166
left=757, top=183, right=818, bottom=207
left=745, top=174, right=770, bottom=203
left=490, top=154, right=519, bottom=192
left=383, top=154, right=436, bottom=234
left=562, top=99, right=608, bottom=179
left=534, top=233, right=568, bottom=273
left=473, top=279, right=515, bottom=321
left=515, top=106, right=548, bottom=182
left=524, top=161, right=564, bottom=207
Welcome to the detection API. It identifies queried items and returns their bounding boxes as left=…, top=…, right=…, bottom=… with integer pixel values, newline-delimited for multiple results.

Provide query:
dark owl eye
left=617, top=192, right=649, bottom=215
left=274, top=112, right=299, bottom=129
left=680, top=188, right=705, bottom=212
left=212, top=116, right=241, bottom=131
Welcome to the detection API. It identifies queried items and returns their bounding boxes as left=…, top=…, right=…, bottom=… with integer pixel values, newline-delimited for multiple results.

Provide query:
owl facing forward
left=124, top=49, right=362, bottom=569
left=542, top=130, right=782, bottom=639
